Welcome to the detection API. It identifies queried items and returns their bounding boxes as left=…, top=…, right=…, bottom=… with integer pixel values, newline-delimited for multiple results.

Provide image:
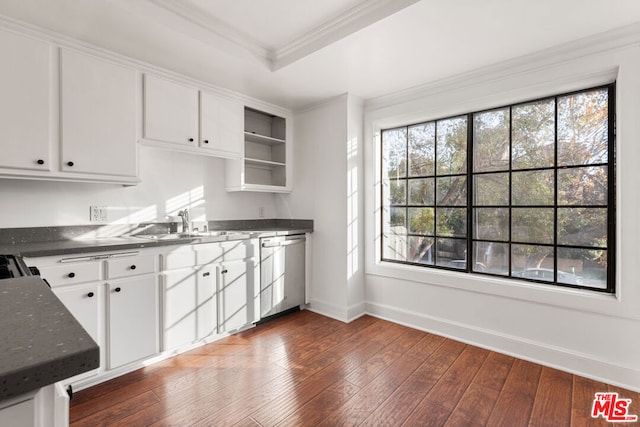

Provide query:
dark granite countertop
left=0, top=219, right=313, bottom=258
left=0, top=276, right=99, bottom=401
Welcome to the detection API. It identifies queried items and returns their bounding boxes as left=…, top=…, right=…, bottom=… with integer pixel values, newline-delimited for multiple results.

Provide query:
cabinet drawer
left=195, top=241, right=250, bottom=265
left=107, top=254, right=156, bottom=279
left=161, top=247, right=195, bottom=270
left=38, top=262, right=101, bottom=287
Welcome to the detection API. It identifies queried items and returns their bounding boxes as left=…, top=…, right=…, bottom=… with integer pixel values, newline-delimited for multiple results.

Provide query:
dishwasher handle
left=261, top=237, right=306, bottom=248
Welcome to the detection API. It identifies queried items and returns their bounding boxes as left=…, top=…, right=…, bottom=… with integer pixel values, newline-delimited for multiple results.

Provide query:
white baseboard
left=365, top=301, right=640, bottom=392
left=307, top=299, right=366, bottom=323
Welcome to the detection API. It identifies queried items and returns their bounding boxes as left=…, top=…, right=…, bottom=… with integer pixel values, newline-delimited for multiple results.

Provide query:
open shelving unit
left=226, top=106, right=291, bottom=192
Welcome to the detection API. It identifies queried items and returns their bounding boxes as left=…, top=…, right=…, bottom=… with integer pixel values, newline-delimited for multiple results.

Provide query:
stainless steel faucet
left=178, top=209, right=190, bottom=234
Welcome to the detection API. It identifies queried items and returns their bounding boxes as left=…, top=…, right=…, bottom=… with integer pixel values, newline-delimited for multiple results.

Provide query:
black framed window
left=381, top=84, right=615, bottom=293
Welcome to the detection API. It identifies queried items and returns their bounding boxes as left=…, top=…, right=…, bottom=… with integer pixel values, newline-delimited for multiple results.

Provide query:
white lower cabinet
left=162, top=268, right=197, bottom=350
left=0, top=397, right=35, bottom=427
left=197, top=264, right=217, bottom=340
left=217, top=259, right=259, bottom=333
left=161, top=261, right=219, bottom=351
left=107, top=275, right=158, bottom=369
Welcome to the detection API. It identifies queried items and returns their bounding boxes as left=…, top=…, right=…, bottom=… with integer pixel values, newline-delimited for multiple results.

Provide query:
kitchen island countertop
left=0, top=276, right=99, bottom=402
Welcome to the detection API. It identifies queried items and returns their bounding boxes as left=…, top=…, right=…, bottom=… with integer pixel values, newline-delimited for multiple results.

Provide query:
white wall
left=288, top=94, right=366, bottom=321
left=364, top=30, right=640, bottom=391
left=0, top=145, right=277, bottom=228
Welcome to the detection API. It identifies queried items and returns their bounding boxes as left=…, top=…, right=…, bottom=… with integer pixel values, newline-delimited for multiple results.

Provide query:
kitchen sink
left=135, top=233, right=196, bottom=241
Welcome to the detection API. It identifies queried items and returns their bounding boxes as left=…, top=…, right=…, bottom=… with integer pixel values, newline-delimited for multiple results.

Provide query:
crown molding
left=365, top=22, right=640, bottom=112
left=271, top=0, right=420, bottom=70
left=132, top=0, right=419, bottom=71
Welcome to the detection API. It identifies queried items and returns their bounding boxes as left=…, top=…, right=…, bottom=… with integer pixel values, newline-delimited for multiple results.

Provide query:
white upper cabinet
left=0, top=30, right=140, bottom=185
left=0, top=29, right=51, bottom=171
left=143, top=74, right=198, bottom=148
left=142, top=74, right=243, bottom=158
left=199, top=90, right=243, bottom=158
left=60, top=49, right=138, bottom=179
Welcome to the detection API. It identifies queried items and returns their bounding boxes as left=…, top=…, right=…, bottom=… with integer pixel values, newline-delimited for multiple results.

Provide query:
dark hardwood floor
left=70, top=310, right=639, bottom=426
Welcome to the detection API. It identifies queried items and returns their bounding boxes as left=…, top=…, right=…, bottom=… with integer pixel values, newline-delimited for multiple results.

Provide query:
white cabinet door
left=199, top=91, right=243, bottom=158
left=0, top=29, right=51, bottom=172
left=60, top=49, right=137, bottom=178
left=53, top=283, right=100, bottom=344
left=162, top=269, right=197, bottom=350
left=197, top=264, right=217, bottom=339
left=144, top=74, right=198, bottom=147
left=108, top=276, right=158, bottom=369
left=0, top=397, right=35, bottom=427
left=217, top=259, right=258, bottom=333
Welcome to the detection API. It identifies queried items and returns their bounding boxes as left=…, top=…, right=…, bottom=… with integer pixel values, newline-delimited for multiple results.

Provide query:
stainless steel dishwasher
left=260, top=234, right=306, bottom=318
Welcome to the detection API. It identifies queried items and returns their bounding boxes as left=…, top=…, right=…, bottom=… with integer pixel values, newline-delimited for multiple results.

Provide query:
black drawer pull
left=37, top=159, right=45, bottom=165
left=130, top=265, right=136, bottom=270
left=114, top=287, right=121, bottom=293
left=87, top=292, right=94, bottom=298
left=68, top=272, right=75, bottom=278
left=221, top=269, right=228, bottom=274
left=203, top=272, right=210, bottom=277
left=67, top=161, right=74, bottom=167
left=188, top=137, right=194, bottom=142
left=203, top=139, right=209, bottom=144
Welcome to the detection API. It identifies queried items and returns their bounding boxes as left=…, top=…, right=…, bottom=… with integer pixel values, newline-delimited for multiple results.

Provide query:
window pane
left=558, top=166, right=607, bottom=206
left=437, top=117, right=467, bottom=175
left=512, top=99, right=555, bottom=169
left=383, top=205, right=406, bottom=261
left=408, top=236, right=435, bottom=265
left=408, top=207, right=435, bottom=235
left=408, top=178, right=434, bottom=205
left=474, top=242, right=509, bottom=275
left=512, top=170, right=554, bottom=206
left=557, top=247, right=607, bottom=289
left=512, top=208, right=554, bottom=244
left=382, top=127, right=407, bottom=179
left=474, top=108, right=510, bottom=172
left=474, top=173, right=509, bottom=206
left=383, top=232, right=407, bottom=261
left=511, top=244, right=555, bottom=282
left=436, top=238, right=467, bottom=267
left=436, top=208, right=467, bottom=238
left=385, top=179, right=407, bottom=205
left=557, top=208, right=607, bottom=247
left=408, top=123, right=435, bottom=177
left=474, top=208, right=509, bottom=241
left=558, top=89, right=608, bottom=166
left=436, top=176, right=466, bottom=206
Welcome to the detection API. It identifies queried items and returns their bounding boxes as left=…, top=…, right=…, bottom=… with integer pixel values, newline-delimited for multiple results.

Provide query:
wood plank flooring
left=70, top=310, right=639, bottom=426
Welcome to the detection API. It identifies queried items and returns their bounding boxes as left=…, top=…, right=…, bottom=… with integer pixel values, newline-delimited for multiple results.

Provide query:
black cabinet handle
left=203, top=139, right=209, bottom=144
left=67, top=161, right=74, bottom=167
left=37, top=159, right=45, bottom=165
left=203, top=272, right=210, bottom=277
left=68, top=272, right=75, bottom=278
left=114, top=287, right=121, bottom=293
left=221, top=269, right=228, bottom=274
left=130, top=265, right=136, bottom=270
left=87, top=292, right=94, bottom=298
left=188, top=138, right=194, bottom=142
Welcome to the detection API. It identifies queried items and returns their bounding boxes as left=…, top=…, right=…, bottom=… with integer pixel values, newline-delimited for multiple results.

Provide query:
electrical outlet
left=258, top=206, right=265, bottom=218
left=90, top=206, right=107, bottom=222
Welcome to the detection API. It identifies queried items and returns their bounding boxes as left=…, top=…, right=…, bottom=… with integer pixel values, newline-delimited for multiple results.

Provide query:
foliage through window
left=381, top=85, right=614, bottom=292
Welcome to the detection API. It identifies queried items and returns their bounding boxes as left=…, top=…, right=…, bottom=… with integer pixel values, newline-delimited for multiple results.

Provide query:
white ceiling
left=1, top=0, right=640, bottom=109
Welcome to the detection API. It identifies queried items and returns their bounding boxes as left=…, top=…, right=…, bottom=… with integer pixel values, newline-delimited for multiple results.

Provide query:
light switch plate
left=90, top=206, right=108, bottom=222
